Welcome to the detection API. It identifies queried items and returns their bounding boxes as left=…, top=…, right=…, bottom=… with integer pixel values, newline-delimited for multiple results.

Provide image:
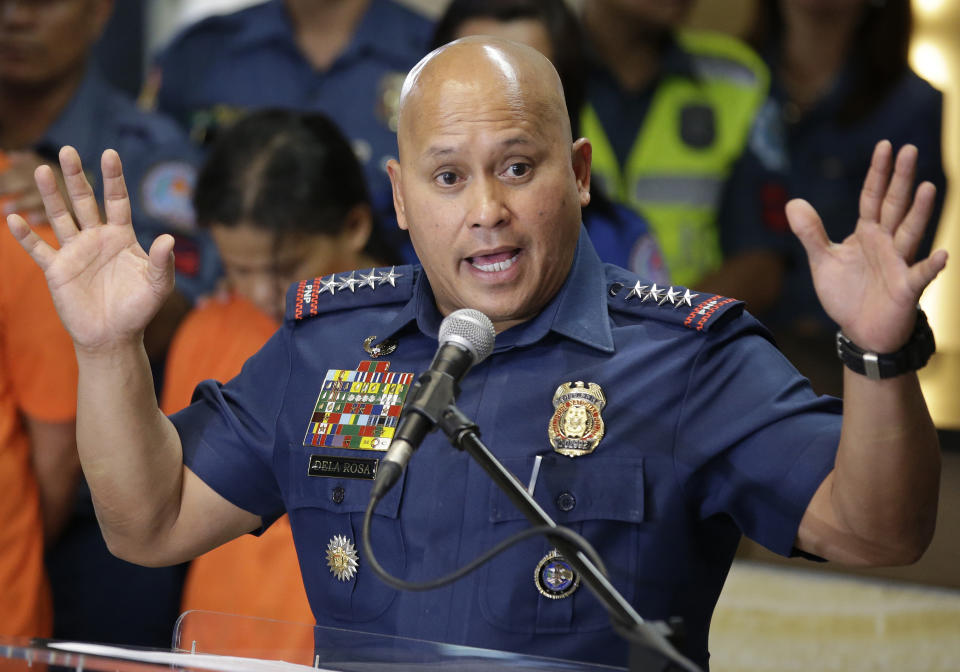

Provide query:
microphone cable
left=360, top=488, right=608, bottom=592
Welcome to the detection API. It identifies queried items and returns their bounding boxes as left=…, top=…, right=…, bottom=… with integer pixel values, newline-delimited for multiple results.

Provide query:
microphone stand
left=436, top=404, right=702, bottom=672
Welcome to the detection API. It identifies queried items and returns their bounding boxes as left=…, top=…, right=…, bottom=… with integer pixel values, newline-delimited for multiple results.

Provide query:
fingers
left=35, top=162, right=80, bottom=245
left=786, top=198, right=830, bottom=266
left=894, top=181, right=937, bottom=262
left=858, top=140, right=892, bottom=225
left=101, top=149, right=132, bottom=227
left=880, top=144, right=918, bottom=234
left=59, top=146, right=102, bottom=230
left=147, top=234, right=176, bottom=296
left=908, top=248, right=948, bottom=296
left=6, top=213, right=57, bottom=270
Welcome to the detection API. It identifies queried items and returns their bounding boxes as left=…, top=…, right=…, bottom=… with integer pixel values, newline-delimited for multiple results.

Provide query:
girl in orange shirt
left=162, top=110, right=399, bottom=659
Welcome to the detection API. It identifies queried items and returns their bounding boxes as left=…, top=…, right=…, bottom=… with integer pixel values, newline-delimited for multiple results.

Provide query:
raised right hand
left=5, top=146, right=175, bottom=353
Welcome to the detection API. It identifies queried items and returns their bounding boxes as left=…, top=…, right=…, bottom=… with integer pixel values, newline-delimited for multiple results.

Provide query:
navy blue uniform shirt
left=172, top=230, right=841, bottom=669
left=151, top=0, right=431, bottom=221
left=37, top=66, right=217, bottom=301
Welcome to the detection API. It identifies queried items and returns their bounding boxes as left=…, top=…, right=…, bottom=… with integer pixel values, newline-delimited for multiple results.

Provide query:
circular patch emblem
left=535, top=549, right=580, bottom=599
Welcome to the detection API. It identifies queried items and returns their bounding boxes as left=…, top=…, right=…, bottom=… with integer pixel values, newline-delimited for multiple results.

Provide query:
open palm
left=786, top=141, right=948, bottom=354
left=5, top=147, right=175, bottom=352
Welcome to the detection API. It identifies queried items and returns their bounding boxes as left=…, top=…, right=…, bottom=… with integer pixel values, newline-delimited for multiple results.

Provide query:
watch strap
left=835, top=308, right=936, bottom=381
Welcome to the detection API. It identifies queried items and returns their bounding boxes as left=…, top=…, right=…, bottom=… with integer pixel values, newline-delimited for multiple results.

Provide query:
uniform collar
left=235, top=0, right=422, bottom=64
left=380, top=227, right=615, bottom=354
left=36, top=65, right=107, bottom=161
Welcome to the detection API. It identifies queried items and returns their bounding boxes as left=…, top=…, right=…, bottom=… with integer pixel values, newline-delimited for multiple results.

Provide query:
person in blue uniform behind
left=744, top=0, right=948, bottom=397
left=7, top=37, right=946, bottom=670
left=146, top=0, right=432, bottom=237
left=0, top=0, right=217, bottom=649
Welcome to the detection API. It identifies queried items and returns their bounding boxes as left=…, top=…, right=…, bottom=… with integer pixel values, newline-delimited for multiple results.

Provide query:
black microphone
left=371, top=308, right=495, bottom=500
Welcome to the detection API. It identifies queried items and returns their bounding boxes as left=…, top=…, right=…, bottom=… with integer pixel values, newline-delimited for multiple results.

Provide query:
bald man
left=5, top=37, right=945, bottom=668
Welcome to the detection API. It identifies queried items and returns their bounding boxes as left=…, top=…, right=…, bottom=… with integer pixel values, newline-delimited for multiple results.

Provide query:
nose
left=466, top=175, right=509, bottom=229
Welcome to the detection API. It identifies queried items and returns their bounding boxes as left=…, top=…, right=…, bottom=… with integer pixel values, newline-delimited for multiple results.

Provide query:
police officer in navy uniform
left=146, top=0, right=432, bottom=231
left=0, top=0, right=216, bottom=649
left=8, top=37, right=946, bottom=669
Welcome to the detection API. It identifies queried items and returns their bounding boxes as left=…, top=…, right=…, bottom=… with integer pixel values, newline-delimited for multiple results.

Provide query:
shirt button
left=608, top=282, right=624, bottom=297
left=556, top=491, right=576, bottom=512
left=332, top=486, right=345, bottom=504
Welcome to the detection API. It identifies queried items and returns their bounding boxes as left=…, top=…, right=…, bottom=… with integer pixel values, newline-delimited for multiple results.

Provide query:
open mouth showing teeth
left=469, top=250, right=520, bottom=273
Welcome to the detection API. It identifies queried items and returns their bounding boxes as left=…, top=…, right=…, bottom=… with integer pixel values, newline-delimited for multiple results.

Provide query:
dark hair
left=193, top=108, right=399, bottom=264
left=431, top=0, right=586, bottom=134
left=749, top=0, right=912, bottom=124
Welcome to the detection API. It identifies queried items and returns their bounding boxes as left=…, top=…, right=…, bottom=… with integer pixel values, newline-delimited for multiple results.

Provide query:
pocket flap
left=489, top=455, right=644, bottom=525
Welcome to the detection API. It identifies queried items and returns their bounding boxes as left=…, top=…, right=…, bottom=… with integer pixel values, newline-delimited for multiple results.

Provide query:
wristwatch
left=835, top=308, right=936, bottom=381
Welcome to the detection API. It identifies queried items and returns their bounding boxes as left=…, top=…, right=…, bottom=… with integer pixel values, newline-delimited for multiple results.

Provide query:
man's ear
left=386, top=159, right=408, bottom=230
left=572, top=137, right=592, bottom=208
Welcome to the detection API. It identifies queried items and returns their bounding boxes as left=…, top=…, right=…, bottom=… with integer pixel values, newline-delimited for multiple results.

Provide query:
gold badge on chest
left=547, top=381, right=606, bottom=457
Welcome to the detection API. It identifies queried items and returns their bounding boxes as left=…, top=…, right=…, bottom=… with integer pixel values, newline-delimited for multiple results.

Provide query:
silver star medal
left=338, top=271, right=360, bottom=293
left=326, top=534, right=359, bottom=581
left=358, top=269, right=380, bottom=290
left=377, top=266, right=402, bottom=287
left=318, top=274, right=338, bottom=296
left=624, top=282, right=649, bottom=301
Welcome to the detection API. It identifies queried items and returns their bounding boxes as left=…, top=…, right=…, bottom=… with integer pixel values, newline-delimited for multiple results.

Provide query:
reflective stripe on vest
left=583, top=30, right=769, bottom=287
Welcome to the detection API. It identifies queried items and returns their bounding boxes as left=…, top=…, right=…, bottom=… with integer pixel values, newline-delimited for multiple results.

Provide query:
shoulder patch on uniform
left=606, top=269, right=744, bottom=333
left=140, top=161, right=197, bottom=231
left=286, top=266, right=415, bottom=323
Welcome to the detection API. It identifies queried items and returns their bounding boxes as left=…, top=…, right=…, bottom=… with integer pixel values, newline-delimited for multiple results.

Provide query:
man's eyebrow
left=423, top=136, right=536, bottom=160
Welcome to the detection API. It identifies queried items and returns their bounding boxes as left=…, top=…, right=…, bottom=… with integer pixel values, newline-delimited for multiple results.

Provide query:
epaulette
left=285, top=266, right=415, bottom=323
left=605, top=268, right=744, bottom=333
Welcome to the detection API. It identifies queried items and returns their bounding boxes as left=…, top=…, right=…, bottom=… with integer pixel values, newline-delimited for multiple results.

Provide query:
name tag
left=308, top=454, right=379, bottom=481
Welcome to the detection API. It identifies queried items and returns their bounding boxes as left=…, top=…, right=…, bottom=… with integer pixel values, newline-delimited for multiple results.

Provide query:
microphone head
left=439, top=309, right=496, bottom=365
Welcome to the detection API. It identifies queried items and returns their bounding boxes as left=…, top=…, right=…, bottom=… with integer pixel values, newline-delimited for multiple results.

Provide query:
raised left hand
left=786, top=140, right=948, bottom=353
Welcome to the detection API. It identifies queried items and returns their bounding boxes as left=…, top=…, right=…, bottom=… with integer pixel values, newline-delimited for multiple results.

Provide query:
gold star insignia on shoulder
left=326, top=534, right=359, bottom=581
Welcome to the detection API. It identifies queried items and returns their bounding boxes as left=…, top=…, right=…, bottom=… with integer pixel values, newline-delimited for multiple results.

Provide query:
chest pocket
left=479, top=454, right=645, bottom=634
left=286, top=444, right=406, bottom=623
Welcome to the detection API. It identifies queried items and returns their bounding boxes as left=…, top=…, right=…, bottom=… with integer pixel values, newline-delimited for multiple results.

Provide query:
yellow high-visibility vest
left=582, top=30, right=770, bottom=287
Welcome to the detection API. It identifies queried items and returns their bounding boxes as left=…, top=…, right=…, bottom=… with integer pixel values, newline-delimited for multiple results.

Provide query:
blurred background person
left=0, top=0, right=213, bottom=647
left=144, top=0, right=431, bottom=247
left=747, top=0, right=947, bottom=396
left=432, top=0, right=669, bottom=284
left=161, top=109, right=401, bottom=649
left=579, top=0, right=791, bottom=311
